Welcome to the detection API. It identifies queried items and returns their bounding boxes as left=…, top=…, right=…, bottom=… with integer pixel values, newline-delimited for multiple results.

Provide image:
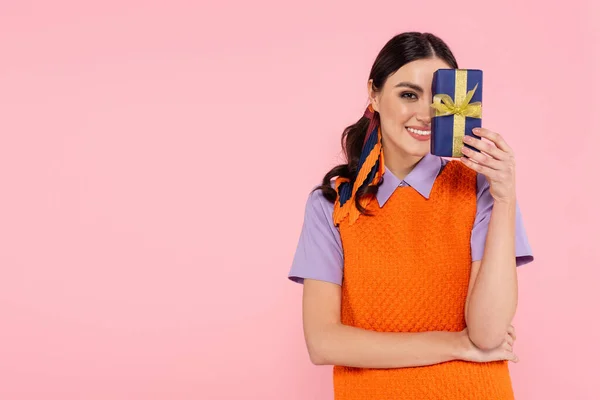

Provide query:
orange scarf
left=333, top=104, right=385, bottom=226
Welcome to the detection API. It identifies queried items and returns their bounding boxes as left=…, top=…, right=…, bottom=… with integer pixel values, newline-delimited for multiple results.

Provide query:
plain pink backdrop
left=1, top=1, right=599, bottom=399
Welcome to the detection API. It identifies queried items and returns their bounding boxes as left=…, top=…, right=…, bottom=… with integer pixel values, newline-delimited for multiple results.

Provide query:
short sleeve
left=288, top=186, right=344, bottom=285
left=471, top=173, right=534, bottom=267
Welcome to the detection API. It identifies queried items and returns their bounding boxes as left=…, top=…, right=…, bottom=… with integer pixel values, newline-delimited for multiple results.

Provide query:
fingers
left=472, top=128, right=514, bottom=155
left=461, top=146, right=502, bottom=170
left=461, top=129, right=517, bottom=187
left=507, top=325, right=516, bottom=341
left=498, top=343, right=518, bottom=363
left=504, top=350, right=519, bottom=363
left=502, top=326, right=518, bottom=363
left=481, top=329, right=519, bottom=363
left=460, top=153, right=515, bottom=184
left=505, top=325, right=516, bottom=345
left=484, top=346, right=518, bottom=363
left=460, top=156, right=499, bottom=177
left=463, top=134, right=509, bottom=162
left=471, top=346, right=519, bottom=364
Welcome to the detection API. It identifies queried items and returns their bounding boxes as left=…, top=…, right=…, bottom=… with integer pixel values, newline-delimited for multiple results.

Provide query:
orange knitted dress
left=333, top=160, right=514, bottom=400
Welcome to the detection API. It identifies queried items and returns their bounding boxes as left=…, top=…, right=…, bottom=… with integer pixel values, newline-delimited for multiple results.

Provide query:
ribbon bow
left=431, top=83, right=482, bottom=118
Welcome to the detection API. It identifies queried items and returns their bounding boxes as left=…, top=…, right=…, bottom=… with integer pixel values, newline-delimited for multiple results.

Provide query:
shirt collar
left=376, top=153, right=444, bottom=207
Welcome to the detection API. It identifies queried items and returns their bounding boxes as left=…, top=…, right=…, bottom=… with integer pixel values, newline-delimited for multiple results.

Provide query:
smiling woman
left=288, top=31, right=533, bottom=400
left=371, top=58, right=453, bottom=169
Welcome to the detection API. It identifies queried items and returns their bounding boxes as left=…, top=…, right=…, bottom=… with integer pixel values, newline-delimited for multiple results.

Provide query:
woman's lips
left=406, top=126, right=431, bottom=141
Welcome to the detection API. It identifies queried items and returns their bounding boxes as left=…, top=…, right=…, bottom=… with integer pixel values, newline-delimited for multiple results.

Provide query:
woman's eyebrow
left=394, top=82, right=424, bottom=93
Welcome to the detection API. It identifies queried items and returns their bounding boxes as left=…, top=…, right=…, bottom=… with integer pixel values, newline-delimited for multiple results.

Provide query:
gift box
left=430, top=69, right=483, bottom=158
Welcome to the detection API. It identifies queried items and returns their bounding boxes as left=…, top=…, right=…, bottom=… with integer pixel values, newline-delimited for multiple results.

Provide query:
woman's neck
left=383, top=148, right=424, bottom=181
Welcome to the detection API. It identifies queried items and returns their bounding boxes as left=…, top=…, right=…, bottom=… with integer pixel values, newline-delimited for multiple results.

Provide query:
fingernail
left=463, top=135, right=471, bottom=142
left=473, top=128, right=481, bottom=133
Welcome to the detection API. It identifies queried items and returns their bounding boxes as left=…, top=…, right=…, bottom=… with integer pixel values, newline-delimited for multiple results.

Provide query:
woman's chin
left=385, top=136, right=430, bottom=158
left=405, top=140, right=431, bottom=157
left=396, top=145, right=430, bottom=159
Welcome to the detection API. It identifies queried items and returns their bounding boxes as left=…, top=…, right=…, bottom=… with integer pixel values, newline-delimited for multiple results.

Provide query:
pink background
left=1, top=1, right=598, bottom=399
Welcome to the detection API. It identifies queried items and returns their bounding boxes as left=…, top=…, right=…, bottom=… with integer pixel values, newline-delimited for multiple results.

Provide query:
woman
left=288, top=32, right=534, bottom=399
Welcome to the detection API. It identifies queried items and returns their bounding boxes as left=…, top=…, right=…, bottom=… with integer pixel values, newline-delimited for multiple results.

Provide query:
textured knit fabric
left=287, top=154, right=534, bottom=286
left=332, top=160, right=514, bottom=400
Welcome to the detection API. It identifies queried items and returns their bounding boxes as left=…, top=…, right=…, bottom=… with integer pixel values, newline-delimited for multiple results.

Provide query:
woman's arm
left=303, top=279, right=517, bottom=368
left=460, top=128, right=520, bottom=350
left=464, top=200, right=518, bottom=350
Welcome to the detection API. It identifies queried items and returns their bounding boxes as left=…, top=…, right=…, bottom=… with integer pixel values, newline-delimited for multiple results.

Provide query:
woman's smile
left=406, top=126, right=431, bottom=141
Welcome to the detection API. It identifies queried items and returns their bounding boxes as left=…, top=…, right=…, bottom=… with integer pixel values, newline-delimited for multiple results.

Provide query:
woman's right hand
left=458, top=325, right=519, bottom=363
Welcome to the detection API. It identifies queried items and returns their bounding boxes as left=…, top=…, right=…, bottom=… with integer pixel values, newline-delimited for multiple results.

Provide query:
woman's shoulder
left=299, top=181, right=338, bottom=233
left=306, top=180, right=336, bottom=208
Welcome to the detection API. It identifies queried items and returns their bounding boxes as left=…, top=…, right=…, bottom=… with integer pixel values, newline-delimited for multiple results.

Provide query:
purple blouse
left=289, top=153, right=534, bottom=285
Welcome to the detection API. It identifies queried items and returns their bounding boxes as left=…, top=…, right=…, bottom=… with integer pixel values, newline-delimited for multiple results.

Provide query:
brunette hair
left=316, top=32, right=458, bottom=214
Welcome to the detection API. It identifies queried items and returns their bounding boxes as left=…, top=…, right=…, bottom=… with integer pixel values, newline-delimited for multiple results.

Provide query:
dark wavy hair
left=315, top=32, right=459, bottom=215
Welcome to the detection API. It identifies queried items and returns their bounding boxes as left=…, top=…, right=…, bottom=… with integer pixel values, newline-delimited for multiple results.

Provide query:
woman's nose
left=416, top=100, right=433, bottom=125
left=417, top=112, right=431, bottom=125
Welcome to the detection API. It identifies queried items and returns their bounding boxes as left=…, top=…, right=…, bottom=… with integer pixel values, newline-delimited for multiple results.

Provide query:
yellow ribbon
left=431, top=83, right=482, bottom=118
left=431, top=70, right=482, bottom=157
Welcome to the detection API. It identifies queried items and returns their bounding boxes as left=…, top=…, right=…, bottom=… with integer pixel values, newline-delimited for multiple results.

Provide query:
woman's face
left=368, top=57, right=452, bottom=159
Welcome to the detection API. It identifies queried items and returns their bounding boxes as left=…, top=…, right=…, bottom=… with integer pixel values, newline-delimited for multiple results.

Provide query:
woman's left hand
left=460, top=128, right=517, bottom=204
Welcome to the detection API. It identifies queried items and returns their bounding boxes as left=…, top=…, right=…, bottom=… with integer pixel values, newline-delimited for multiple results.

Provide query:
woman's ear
left=367, top=79, right=380, bottom=113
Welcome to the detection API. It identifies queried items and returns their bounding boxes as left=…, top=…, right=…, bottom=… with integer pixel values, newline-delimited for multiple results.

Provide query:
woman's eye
left=400, top=92, right=418, bottom=100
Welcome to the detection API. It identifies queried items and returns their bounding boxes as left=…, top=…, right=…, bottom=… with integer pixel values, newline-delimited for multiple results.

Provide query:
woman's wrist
left=450, top=329, right=471, bottom=361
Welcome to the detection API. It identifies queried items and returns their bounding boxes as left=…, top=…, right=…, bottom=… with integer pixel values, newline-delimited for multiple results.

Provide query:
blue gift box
left=430, top=69, right=483, bottom=158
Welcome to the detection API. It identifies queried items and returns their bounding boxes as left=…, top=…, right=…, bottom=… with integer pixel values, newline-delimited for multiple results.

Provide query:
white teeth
left=407, top=127, right=431, bottom=136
